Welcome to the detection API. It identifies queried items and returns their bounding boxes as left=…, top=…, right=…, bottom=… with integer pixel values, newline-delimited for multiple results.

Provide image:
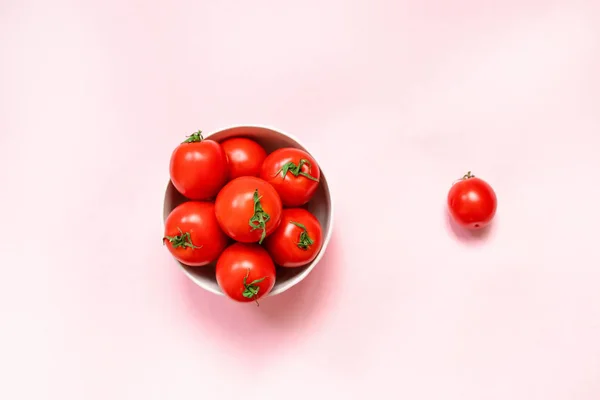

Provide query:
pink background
left=1, top=0, right=600, bottom=399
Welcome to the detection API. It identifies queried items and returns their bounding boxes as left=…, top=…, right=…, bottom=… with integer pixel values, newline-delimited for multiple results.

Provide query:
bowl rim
left=165, top=124, right=334, bottom=298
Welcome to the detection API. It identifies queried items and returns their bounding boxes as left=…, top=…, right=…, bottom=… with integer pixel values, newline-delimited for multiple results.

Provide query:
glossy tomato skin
left=221, top=137, right=267, bottom=180
left=216, top=243, right=276, bottom=303
left=163, top=201, right=229, bottom=266
left=264, top=208, right=323, bottom=268
left=260, top=148, right=320, bottom=207
left=169, top=133, right=228, bottom=200
left=447, top=173, right=497, bottom=229
left=214, top=176, right=282, bottom=243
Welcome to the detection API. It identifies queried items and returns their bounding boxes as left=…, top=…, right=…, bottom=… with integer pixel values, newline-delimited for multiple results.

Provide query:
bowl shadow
left=445, top=209, right=496, bottom=245
left=176, top=231, right=343, bottom=362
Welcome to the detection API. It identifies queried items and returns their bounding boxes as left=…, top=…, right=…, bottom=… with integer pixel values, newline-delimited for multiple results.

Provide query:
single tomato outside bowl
left=163, top=125, right=334, bottom=297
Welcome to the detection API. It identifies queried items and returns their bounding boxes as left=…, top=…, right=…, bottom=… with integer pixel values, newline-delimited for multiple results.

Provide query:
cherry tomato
left=260, top=148, right=320, bottom=207
left=447, top=171, right=497, bottom=229
left=163, top=201, right=229, bottom=266
left=220, top=137, right=267, bottom=180
left=264, top=208, right=323, bottom=267
left=214, top=176, right=282, bottom=243
left=169, top=130, right=228, bottom=200
left=216, top=243, right=276, bottom=303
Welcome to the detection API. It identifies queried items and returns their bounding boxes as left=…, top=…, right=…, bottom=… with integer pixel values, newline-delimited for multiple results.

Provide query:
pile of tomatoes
left=163, top=130, right=324, bottom=304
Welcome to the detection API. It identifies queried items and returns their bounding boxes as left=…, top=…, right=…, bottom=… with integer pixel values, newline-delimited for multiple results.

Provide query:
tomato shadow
left=445, top=209, right=496, bottom=245
left=177, top=231, right=343, bottom=364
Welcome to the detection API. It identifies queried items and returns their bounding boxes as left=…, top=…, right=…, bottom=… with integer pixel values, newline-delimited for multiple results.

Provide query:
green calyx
left=163, top=227, right=201, bottom=249
left=276, top=159, right=319, bottom=182
left=290, top=221, right=314, bottom=250
left=182, top=130, right=204, bottom=143
left=248, top=189, right=270, bottom=244
left=242, top=269, right=266, bottom=306
left=462, top=171, right=475, bottom=179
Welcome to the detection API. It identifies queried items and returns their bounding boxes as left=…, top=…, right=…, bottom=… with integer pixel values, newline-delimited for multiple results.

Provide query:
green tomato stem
left=163, top=227, right=201, bottom=249
left=290, top=221, right=314, bottom=250
left=462, top=171, right=475, bottom=179
left=275, top=159, right=319, bottom=182
left=248, top=189, right=270, bottom=244
left=182, top=130, right=204, bottom=143
left=242, top=269, right=266, bottom=306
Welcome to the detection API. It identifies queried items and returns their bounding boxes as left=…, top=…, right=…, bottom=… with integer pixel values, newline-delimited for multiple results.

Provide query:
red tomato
left=163, top=201, right=229, bottom=266
left=447, top=171, right=497, bottom=229
left=260, top=148, right=320, bottom=207
left=264, top=208, right=323, bottom=267
left=214, top=176, right=282, bottom=243
left=216, top=243, right=276, bottom=303
left=169, top=130, right=228, bottom=200
left=220, top=137, right=267, bottom=180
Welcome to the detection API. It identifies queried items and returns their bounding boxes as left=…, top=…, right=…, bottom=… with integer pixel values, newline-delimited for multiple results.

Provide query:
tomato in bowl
left=163, top=125, right=333, bottom=298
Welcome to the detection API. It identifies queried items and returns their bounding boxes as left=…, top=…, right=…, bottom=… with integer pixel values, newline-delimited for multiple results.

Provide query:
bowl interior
left=163, top=126, right=333, bottom=297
